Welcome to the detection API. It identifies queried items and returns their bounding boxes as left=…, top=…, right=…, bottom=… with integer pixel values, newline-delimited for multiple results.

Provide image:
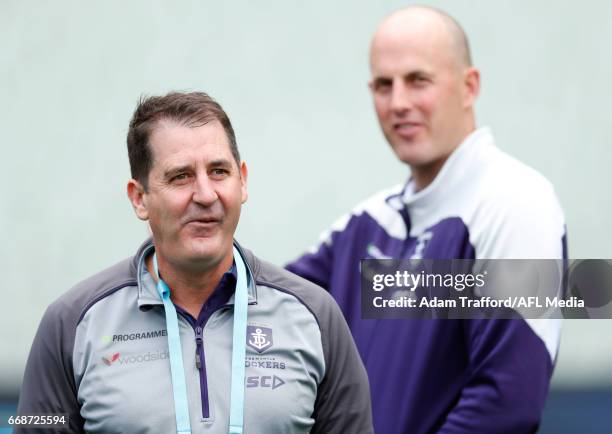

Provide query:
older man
left=287, top=6, right=567, bottom=434
left=16, top=92, right=372, bottom=434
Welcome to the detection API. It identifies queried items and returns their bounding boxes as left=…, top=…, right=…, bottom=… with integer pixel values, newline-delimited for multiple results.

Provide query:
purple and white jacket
left=287, top=127, right=567, bottom=434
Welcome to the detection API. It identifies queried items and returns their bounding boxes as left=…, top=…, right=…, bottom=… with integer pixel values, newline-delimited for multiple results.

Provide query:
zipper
left=181, top=306, right=230, bottom=419
left=195, top=326, right=203, bottom=370
left=173, top=272, right=243, bottom=420
left=194, top=325, right=209, bottom=418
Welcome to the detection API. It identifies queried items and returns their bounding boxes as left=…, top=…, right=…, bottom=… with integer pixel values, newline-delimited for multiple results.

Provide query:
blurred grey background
left=1, top=1, right=611, bottom=432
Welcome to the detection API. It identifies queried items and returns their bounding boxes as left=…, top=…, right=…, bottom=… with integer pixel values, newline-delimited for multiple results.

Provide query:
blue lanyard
left=229, top=246, right=248, bottom=434
left=153, top=245, right=249, bottom=434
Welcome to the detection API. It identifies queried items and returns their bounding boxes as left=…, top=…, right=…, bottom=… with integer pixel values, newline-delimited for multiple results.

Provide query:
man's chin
left=181, top=236, right=232, bottom=266
left=392, top=145, right=432, bottom=167
left=184, top=220, right=223, bottom=236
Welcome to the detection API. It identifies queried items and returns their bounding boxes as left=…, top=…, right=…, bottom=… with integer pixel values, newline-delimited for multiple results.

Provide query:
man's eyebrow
left=404, top=70, right=432, bottom=79
left=372, top=70, right=433, bottom=84
left=163, top=165, right=193, bottom=178
left=208, top=158, right=233, bottom=168
left=372, top=76, right=392, bottom=84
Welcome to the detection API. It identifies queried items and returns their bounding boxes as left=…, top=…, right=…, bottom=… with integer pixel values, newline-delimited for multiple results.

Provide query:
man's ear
left=367, top=79, right=377, bottom=94
left=127, top=179, right=149, bottom=221
left=463, top=67, right=481, bottom=108
left=239, top=161, right=248, bottom=204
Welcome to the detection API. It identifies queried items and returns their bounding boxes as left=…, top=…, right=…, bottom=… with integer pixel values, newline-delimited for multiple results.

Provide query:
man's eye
left=374, top=81, right=392, bottom=93
left=211, top=168, right=229, bottom=178
left=171, top=173, right=190, bottom=182
left=411, top=76, right=429, bottom=86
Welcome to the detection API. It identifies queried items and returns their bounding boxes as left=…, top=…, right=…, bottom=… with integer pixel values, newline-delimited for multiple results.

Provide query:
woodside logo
left=102, top=350, right=170, bottom=367
left=102, top=353, right=120, bottom=366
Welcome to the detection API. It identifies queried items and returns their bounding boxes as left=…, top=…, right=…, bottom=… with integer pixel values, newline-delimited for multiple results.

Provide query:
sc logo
left=246, top=375, right=285, bottom=390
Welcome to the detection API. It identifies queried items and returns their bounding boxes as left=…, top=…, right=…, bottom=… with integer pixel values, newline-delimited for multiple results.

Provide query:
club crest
left=246, top=326, right=273, bottom=353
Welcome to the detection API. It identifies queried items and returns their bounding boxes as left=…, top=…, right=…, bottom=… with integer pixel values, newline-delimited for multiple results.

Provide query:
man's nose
left=390, top=80, right=412, bottom=114
left=192, top=174, right=218, bottom=206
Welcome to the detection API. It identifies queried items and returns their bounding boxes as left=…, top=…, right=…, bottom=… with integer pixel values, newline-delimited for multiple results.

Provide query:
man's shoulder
left=320, top=183, right=407, bottom=241
left=476, top=146, right=561, bottom=216
left=453, top=129, right=558, bottom=205
left=244, top=248, right=340, bottom=319
left=485, top=145, right=555, bottom=196
left=465, top=143, right=566, bottom=258
left=46, top=255, right=137, bottom=328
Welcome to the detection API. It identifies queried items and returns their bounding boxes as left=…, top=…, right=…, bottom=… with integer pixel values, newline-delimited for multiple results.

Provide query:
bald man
left=287, top=6, right=567, bottom=434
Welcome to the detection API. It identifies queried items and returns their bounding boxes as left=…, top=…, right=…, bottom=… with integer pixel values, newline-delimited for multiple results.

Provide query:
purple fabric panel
left=436, top=319, right=553, bottom=434
left=288, top=209, right=556, bottom=433
left=422, top=218, right=477, bottom=259
left=286, top=234, right=335, bottom=290
left=363, top=319, right=469, bottom=434
left=297, top=213, right=475, bottom=323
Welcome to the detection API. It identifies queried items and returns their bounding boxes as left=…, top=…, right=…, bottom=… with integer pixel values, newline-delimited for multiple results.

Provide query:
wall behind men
left=1, top=0, right=611, bottom=395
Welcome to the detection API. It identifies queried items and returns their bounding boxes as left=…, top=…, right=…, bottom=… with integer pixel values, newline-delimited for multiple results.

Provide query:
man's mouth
left=393, top=122, right=423, bottom=139
left=185, top=217, right=221, bottom=227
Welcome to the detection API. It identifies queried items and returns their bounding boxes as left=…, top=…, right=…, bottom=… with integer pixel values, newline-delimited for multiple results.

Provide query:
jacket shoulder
left=47, top=256, right=137, bottom=328
left=255, top=253, right=335, bottom=310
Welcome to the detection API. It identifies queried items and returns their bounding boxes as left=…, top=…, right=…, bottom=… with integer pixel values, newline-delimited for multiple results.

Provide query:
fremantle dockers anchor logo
left=246, top=326, right=273, bottom=353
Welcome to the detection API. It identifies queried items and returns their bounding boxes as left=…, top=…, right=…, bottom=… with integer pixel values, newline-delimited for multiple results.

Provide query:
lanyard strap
left=153, top=254, right=192, bottom=434
left=153, top=246, right=249, bottom=434
left=229, top=246, right=248, bottom=434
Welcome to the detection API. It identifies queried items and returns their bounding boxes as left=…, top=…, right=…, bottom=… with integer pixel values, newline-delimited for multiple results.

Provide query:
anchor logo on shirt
left=246, top=326, right=273, bottom=353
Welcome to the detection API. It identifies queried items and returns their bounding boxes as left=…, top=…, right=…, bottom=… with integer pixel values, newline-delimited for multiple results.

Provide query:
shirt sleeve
left=286, top=211, right=355, bottom=290
left=286, top=239, right=335, bottom=291
left=437, top=178, right=567, bottom=433
left=15, top=301, right=85, bottom=434
left=436, top=318, right=554, bottom=434
left=310, top=290, right=373, bottom=434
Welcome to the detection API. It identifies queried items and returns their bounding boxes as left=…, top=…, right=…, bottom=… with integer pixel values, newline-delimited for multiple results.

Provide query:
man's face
left=129, top=120, right=247, bottom=271
left=369, top=25, right=473, bottom=169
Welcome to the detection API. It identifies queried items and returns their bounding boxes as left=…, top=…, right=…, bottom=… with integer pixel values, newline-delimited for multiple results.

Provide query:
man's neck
left=411, top=124, right=477, bottom=192
left=146, top=252, right=233, bottom=318
left=411, top=158, right=448, bottom=192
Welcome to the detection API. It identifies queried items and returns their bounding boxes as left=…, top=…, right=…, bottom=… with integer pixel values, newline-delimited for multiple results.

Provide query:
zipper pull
left=195, top=326, right=203, bottom=370
left=195, top=349, right=202, bottom=370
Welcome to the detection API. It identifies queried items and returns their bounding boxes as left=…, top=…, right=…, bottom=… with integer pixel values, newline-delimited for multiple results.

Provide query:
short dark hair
left=127, top=91, right=239, bottom=189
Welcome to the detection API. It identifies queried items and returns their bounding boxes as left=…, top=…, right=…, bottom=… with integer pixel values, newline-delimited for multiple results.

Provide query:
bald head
left=371, top=6, right=472, bottom=71
left=367, top=6, right=480, bottom=191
